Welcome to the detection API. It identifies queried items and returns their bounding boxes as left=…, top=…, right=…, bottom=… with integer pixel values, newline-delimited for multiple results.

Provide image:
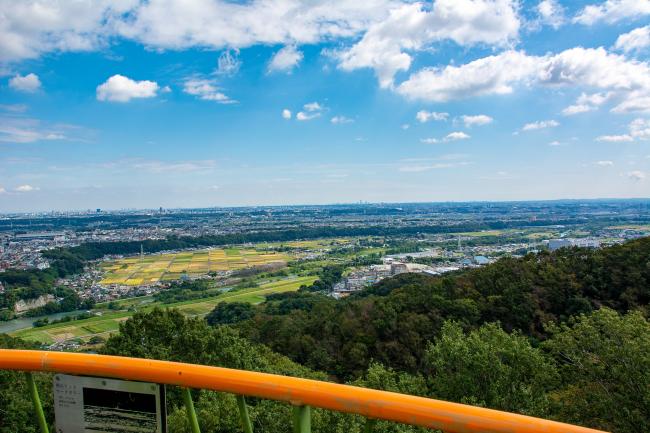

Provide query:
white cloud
left=562, top=92, right=612, bottom=116
left=296, top=102, right=324, bottom=121
left=522, top=120, right=559, bottom=131
left=0, top=1, right=394, bottom=62
left=97, top=75, right=159, bottom=102
left=596, top=160, right=614, bottom=166
left=615, top=25, right=650, bottom=53
left=596, top=134, right=633, bottom=142
left=337, top=0, right=520, bottom=88
left=574, top=0, right=650, bottom=25
left=539, top=47, right=650, bottom=92
left=0, top=0, right=131, bottom=61
left=397, top=47, right=650, bottom=113
left=548, top=140, right=563, bottom=146
left=611, top=93, right=650, bottom=113
left=331, top=116, right=353, bottom=124
left=444, top=131, right=471, bottom=141
left=416, top=110, right=448, bottom=123
left=398, top=50, right=539, bottom=102
left=0, top=186, right=5, bottom=194
left=296, top=112, right=319, bottom=121
left=597, top=118, right=650, bottom=142
left=421, top=131, right=471, bottom=143
left=630, top=118, right=650, bottom=139
left=303, top=102, right=322, bottom=112
left=0, top=117, right=70, bottom=143
left=216, top=49, right=241, bottom=75
left=626, top=170, right=646, bottom=181
left=562, top=104, right=594, bottom=115
left=401, top=123, right=410, bottom=130
left=580, top=92, right=610, bottom=105
left=282, top=109, right=292, bottom=119
left=268, top=45, right=303, bottom=73
left=118, top=1, right=394, bottom=51
left=15, top=184, right=39, bottom=192
left=9, top=73, right=41, bottom=92
left=182, top=78, right=234, bottom=103
left=461, top=114, right=493, bottom=127
left=537, top=0, right=565, bottom=29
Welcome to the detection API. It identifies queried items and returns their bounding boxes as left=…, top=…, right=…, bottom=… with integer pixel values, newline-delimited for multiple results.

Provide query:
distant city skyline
left=1, top=0, right=649, bottom=212
left=2, top=197, right=650, bottom=216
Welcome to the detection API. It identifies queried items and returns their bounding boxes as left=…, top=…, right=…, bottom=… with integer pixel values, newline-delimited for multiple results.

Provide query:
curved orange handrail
left=0, top=349, right=606, bottom=433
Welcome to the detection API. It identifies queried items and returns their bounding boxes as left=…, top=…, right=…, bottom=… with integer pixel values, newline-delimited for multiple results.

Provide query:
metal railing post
left=25, top=372, right=49, bottom=433
left=182, top=388, right=201, bottom=433
left=292, top=405, right=311, bottom=433
left=236, top=395, right=254, bottom=433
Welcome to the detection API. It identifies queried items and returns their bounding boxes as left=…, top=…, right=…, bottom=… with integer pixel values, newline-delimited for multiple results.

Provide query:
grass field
left=100, top=247, right=290, bottom=286
left=12, top=275, right=317, bottom=344
left=606, top=224, right=650, bottom=231
left=261, top=238, right=354, bottom=249
left=11, top=311, right=131, bottom=344
left=457, top=230, right=507, bottom=237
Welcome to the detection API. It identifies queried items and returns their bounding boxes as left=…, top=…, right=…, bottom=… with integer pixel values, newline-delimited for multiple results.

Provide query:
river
left=0, top=310, right=88, bottom=334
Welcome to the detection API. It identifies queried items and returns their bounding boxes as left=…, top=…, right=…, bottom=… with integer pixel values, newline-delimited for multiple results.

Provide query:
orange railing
left=0, top=349, right=607, bottom=433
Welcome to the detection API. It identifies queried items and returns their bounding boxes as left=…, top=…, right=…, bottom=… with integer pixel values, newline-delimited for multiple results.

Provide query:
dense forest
left=227, top=237, right=650, bottom=378
left=1, top=238, right=649, bottom=432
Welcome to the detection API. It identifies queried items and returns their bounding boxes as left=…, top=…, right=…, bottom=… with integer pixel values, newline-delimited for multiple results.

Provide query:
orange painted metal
left=0, top=349, right=607, bottom=433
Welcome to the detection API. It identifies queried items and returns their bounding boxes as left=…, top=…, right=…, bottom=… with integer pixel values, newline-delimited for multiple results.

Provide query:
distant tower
left=457, top=236, right=462, bottom=251
left=140, top=244, right=144, bottom=262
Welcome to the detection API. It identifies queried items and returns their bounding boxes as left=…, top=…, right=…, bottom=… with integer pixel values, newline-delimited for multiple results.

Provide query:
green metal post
left=236, top=395, right=254, bottom=433
left=292, top=405, right=311, bottom=433
left=363, top=418, right=377, bottom=433
left=182, top=388, right=201, bottom=433
left=25, top=372, right=49, bottom=433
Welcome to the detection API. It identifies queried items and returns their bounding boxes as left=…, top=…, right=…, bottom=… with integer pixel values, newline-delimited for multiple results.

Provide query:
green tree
left=100, top=309, right=329, bottom=433
left=543, top=308, right=650, bottom=433
left=205, top=302, right=255, bottom=326
left=423, top=321, right=558, bottom=417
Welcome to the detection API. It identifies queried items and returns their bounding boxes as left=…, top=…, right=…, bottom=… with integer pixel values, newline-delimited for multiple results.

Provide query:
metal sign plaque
left=53, top=374, right=166, bottom=433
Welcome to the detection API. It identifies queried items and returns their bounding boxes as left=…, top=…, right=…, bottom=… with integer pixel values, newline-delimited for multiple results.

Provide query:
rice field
left=173, top=276, right=318, bottom=315
left=100, top=248, right=290, bottom=286
left=12, top=275, right=317, bottom=344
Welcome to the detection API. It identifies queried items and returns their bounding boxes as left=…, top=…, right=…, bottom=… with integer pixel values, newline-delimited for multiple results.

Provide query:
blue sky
left=0, top=0, right=649, bottom=212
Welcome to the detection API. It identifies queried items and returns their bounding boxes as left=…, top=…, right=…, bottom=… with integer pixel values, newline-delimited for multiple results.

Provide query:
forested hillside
left=234, top=237, right=650, bottom=378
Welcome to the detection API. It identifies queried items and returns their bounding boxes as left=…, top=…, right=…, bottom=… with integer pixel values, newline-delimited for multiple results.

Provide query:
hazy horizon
left=3, top=196, right=650, bottom=215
